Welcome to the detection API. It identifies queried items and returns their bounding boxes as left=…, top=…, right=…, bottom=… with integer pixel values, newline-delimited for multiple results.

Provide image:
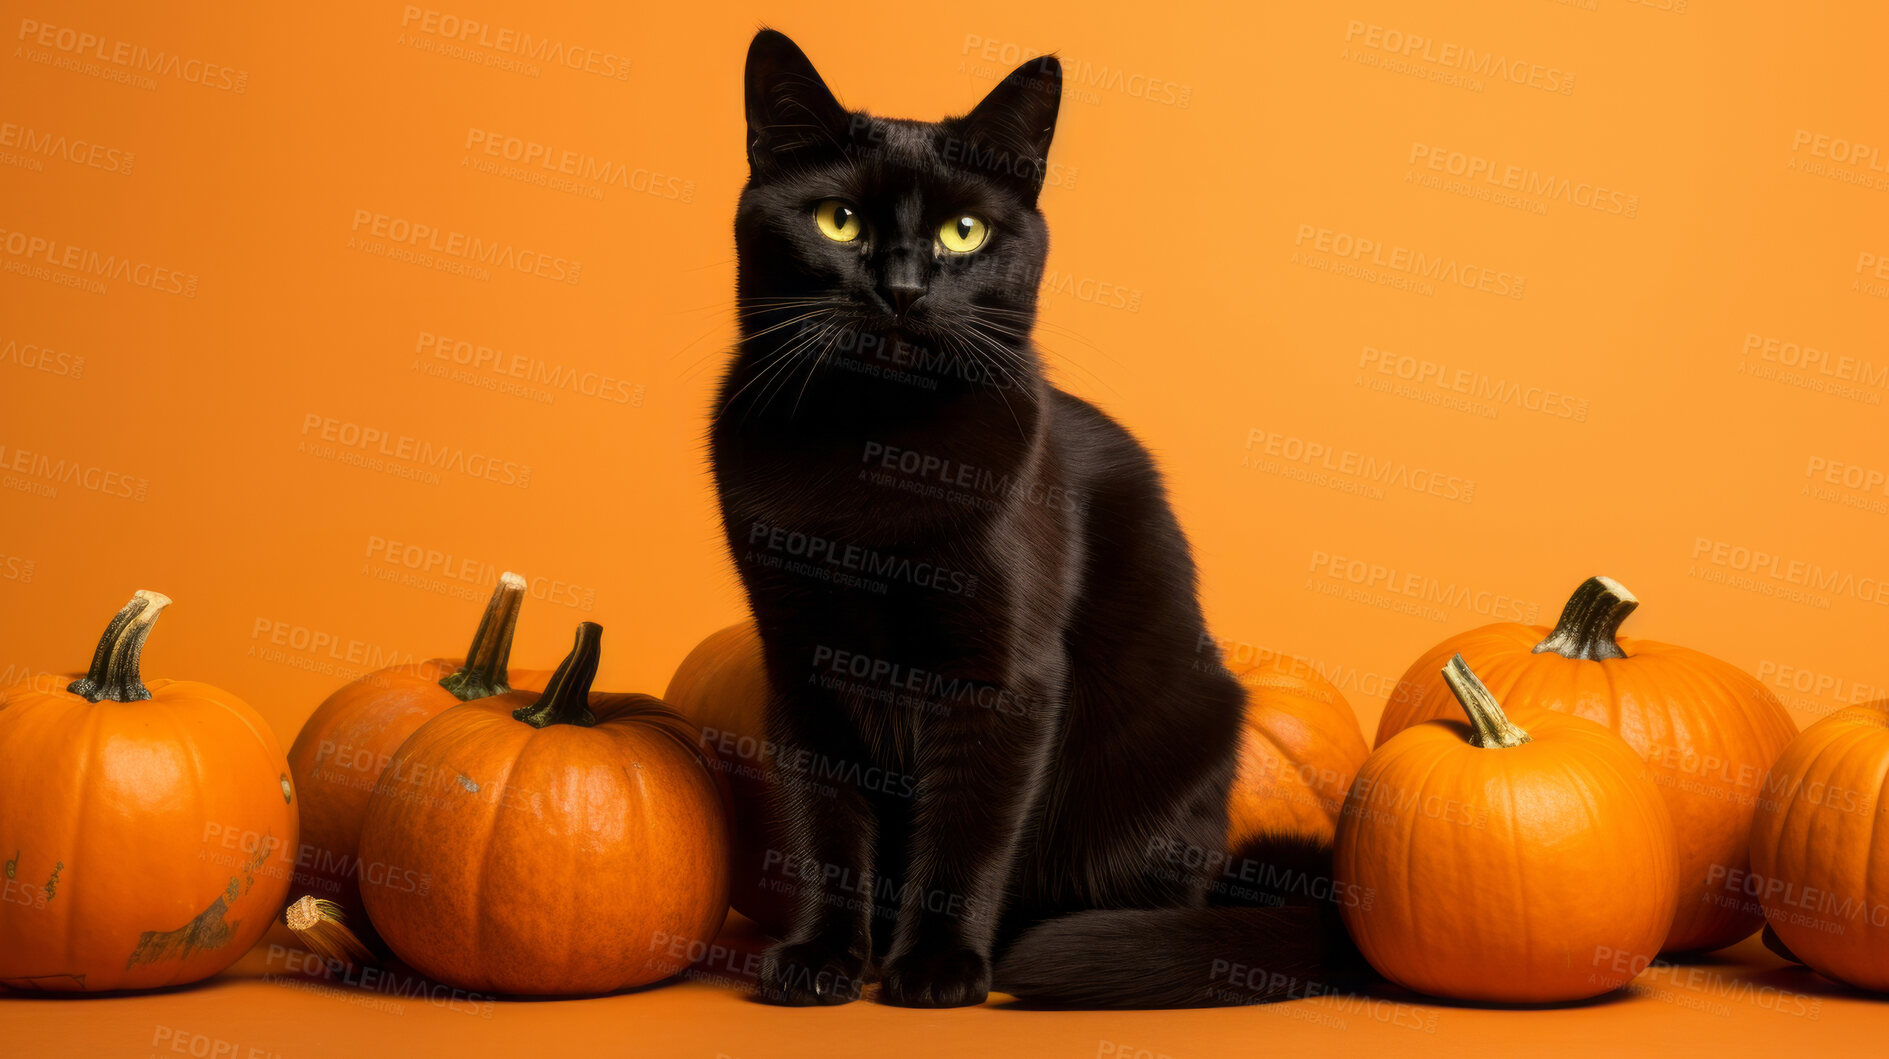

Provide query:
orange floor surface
left=3, top=914, right=1873, bottom=1058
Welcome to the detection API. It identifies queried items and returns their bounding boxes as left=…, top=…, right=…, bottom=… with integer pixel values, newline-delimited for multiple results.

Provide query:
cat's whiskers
left=956, top=322, right=1035, bottom=375
left=974, top=307, right=1123, bottom=398
left=740, top=309, right=838, bottom=343
left=674, top=304, right=844, bottom=385
left=714, top=317, right=834, bottom=426
left=734, top=296, right=836, bottom=310
left=664, top=298, right=835, bottom=382
left=715, top=346, right=800, bottom=425
left=754, top=318, right=847, bottom=422
left=937, top=328, right=1030, bottom=440
left=740, top=312, right=851, bottom=421
left=787, top=322, right=848, bottom=420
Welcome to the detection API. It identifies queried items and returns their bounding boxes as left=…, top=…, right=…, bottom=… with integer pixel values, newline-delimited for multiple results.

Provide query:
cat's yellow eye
left=939, top=214, right=989, bottom=253
left=814, top=200, right=861, bottom=242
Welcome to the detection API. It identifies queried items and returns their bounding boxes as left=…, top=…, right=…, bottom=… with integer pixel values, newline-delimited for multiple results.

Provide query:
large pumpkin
left=1373, top=576, right=1796, bottom=953
left=286, top=573, right=550, bottom=920
left=664, top=623, right=794, bottom=934
left=0, top=591, right=298, bottom=993
left=1224, top=653, right=1371, bottom=850
left=358, top=622, right=730, bottom=995
left=1749, top=701, right=1889, bottom=991
left=1336, top=655, right=1677, bottom=1003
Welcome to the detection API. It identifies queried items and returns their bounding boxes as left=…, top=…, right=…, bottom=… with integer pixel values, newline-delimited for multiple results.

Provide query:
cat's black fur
left=710, top=29, right=1362, bottom=1008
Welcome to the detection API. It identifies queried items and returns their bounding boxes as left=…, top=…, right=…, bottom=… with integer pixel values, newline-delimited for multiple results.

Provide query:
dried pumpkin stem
left=438, top=571, right=526, bottom=701
left=67, top=590, right=171, bottom=703
left=1532, top=576, right=1637, bottom=661
left=513, top=622, right=601, bottom=729
left=1441, top=654, right=1531, bottom=749
left=285, top=896, right=377, bottom=969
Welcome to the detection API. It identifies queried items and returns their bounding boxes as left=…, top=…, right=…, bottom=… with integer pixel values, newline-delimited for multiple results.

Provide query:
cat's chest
left=716, top=422, right=1018, bottom=544
left=720, top=457, right=953, bottom=548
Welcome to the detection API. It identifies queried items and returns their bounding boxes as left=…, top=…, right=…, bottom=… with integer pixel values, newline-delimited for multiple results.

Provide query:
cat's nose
left=882, top=251, right=928, bottom=318
left=884, top=281, right=926, bottom=317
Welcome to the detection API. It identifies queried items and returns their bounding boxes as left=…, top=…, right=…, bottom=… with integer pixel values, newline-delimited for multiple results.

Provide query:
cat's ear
left=745, top=29, right=851, bottom=176
left=960, top=55, right=1062, bottom=202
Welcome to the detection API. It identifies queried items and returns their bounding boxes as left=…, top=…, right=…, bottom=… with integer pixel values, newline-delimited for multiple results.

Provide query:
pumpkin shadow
left=987, top=947, right=1657, bottom=1015
left=0, top=978, right=216, bottom=1001
left=1740, top=962, right=1889, bottom=1001
left=1650, top=949, right=1744, bottom=968
left=1362, top=983, right=1640, bottom=1013
left=0, top=917, right=774, bottom=1005
left=994, top=977, right=1638, bottom=1013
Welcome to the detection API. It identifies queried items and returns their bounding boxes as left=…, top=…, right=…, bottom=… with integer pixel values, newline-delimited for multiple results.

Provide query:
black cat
left=710, top=29, right=1361, bottom=1008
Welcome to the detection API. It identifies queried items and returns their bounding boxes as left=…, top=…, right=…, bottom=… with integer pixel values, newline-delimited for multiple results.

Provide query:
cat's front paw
left=878, top=946, right=990, bottom=1007
left=756, top=939, right=869, bottom=1006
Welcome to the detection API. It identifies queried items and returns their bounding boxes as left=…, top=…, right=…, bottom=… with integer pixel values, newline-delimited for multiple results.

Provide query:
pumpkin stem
left=438, top=571, right=527, bottom=701
left=1532, top=576, right=1637, bottom=661
left=1441, top=654, right=1532, bottom=749
left=285, top=896, right=377, bottom=969
left=66, top=590, right=171, bottom=703
left=513, top=622, right=601, bottom=729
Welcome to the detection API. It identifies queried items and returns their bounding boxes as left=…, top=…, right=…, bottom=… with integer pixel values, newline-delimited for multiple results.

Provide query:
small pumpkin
left=0, top=591, right=298, bottom=993
left=1336, top=656, right=1678, bottom=1003
left=664, top=622, right=794, bottom=934
left=1749, top=701, right=1889, bottom=991
left=1373, top=576, right=1796, bottom=953
left=358, top=622, right=730, bottom=996
left=286, top=573, right=550, bottom=920
left=1224, top=652, right=1370, bottom=850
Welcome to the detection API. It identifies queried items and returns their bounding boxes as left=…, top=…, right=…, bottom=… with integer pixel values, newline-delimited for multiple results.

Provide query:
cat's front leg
left=754, top=692, right=878, bottom=1006
left=878, top=678, right=1058, bottom=1007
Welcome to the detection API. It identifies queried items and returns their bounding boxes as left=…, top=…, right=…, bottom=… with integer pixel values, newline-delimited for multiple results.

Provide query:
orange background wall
left=6, top=1, right=1889, bottom=1055
left=4, top=1, right=1886, bottom=816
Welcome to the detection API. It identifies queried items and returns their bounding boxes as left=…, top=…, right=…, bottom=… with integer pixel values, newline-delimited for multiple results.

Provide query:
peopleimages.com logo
left=1342, top=20, right=1575, bottom=95
left=15, top=17, right=249, bottom=92
left=349, top=210, right=582, bottom=285
left=1293, top=223, right=1525, bottom=299
left=397, top=7, right=631, bottom=80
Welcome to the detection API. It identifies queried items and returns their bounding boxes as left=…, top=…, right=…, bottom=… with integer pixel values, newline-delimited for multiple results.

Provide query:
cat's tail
left=993, top=835, right=1371, bottom=1008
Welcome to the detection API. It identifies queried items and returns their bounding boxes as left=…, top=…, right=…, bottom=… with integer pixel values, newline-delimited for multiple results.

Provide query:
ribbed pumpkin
left=286, top=573, right=550, bottom=920
left=1224, top=653, right=1370, bottom=849
left=1749, top=701, right=1889, bottom=991
left=664, top=622, right=793, bottom=934
left=0, top=591, right=298, bottom=993
left=1373, top=576, right=1796, bottom=953
left=1337, top=656, right=1678, bottom=1003
left=357, top=623, right=730, bottom=995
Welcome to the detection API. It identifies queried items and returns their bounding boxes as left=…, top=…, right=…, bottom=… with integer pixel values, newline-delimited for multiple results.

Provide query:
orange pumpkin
left=357, top=622, right=730, bottom=995
left=1224, top=653, right=1371, bottom=850
left=664, top=622, right=794, bottom=934
left=1749, top=701, right=1889, bottom=991
left=1336, top=655, right=1678, bottom=1003
left=0, top=591, right=298, bottom=993
left=286, top=573, right=550, bottom=920
left=1373, top=576, right=1796, bottom=953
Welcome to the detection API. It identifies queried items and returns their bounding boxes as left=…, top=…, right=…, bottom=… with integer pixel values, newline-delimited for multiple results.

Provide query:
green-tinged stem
left=513, top=622, right=601, bottom=729
left=1441, top=654, right=1531, bottom=749
left=1532, top=576, right=1637, bottom=661
left=67, top=590, right=171, bottom=703
left=438, top=571, right=526, bottom=701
